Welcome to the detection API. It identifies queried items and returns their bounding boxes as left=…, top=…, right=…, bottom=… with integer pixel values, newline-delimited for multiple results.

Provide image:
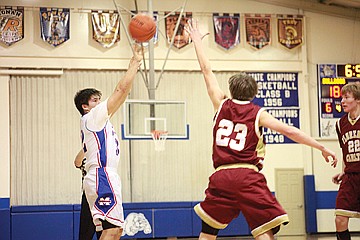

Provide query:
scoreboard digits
left=318, top=64, right=359, bottom=138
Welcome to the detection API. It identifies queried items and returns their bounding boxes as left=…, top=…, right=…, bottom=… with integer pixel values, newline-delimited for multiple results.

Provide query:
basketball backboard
left=121, top=99, right=189, bottom=140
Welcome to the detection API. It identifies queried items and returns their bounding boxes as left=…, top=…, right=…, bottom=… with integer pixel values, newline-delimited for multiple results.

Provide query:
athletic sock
left=336, top=229, right=351, bottom=240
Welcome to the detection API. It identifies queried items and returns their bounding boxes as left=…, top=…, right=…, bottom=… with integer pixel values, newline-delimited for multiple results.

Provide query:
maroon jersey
left=212, top=99, right=265, bottom=169
left=336, top=114, right=360, bottom=173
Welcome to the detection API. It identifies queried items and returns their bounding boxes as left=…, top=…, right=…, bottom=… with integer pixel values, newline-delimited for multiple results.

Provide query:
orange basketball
left=128, top=13, right=156, bottom=42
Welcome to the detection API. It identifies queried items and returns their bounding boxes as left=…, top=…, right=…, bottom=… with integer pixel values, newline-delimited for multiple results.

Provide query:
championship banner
left=249, top=72, right=299, bottom=144
left=277, top=14, right=303, bottom=50
left=40, top=7, right=70, bottom=47
left=213, top=13, right=240, bottom=50
left=245, top=14, right=271, bottom=50
left=91, top=11, right=120, bottom=48
left=0, top=6, right=24, bottom=46
left=165, top=12, right=192, bottom=49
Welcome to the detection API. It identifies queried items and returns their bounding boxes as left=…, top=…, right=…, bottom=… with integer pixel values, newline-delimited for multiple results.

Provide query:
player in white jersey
left=74, top=45, right=142, bottom=240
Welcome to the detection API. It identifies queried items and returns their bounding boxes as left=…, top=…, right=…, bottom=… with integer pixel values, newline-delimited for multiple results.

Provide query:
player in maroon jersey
left=333, top=82, right=360, bottom=240
left=186, top=20, right=338, bottom=240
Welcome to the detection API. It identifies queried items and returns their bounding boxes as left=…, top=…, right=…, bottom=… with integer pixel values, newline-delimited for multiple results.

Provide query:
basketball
left=128, top=13, right=156, bottom=42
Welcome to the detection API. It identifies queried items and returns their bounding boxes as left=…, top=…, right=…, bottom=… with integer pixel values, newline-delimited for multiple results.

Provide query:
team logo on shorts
left=0, top=6, right=24, bottom=46
left=98, top=197, right=112, bottom=206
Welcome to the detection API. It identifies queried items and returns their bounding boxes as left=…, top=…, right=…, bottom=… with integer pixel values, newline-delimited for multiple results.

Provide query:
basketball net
left=151, top=130, right=168, bottom=152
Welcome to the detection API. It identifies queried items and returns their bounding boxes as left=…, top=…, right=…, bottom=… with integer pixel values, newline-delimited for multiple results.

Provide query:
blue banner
left=248, top=72, right=299, bottom=144
left=40, top=7, right=70, bottom=47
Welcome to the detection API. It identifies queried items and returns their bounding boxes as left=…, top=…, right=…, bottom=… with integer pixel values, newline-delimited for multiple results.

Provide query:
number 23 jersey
left=212, top=99, right=265, bottom=169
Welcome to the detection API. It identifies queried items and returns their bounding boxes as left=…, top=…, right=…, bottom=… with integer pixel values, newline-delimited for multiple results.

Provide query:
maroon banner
left=165, top=12, right=192, bottom=49
left=277, top=14, right=304, bottom=50
left=213, top=13, right=240, bottom=50
left=0, top=6, right=24, bottom=46
left=245, top=14, right=271, bottom=50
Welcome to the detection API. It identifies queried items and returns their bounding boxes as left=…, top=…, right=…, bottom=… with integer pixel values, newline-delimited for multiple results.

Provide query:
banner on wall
left=0, top=6, right=24, bottom=46
left=245, top=14, right=271, bottom=50
left=40, top=7, right=70, bottom=47
left=165, top=11, right=192, bottom=49
left=248, top=72, right=299, bottom=144
left=277, top=14, right=304, bottom=50
left=213, top=13, right=240, bottom=50
left=91, top=11, right=120, bottom=48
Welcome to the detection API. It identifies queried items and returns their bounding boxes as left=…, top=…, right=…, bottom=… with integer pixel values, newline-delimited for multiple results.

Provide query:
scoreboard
left=318, top=64, right=360, bottom=138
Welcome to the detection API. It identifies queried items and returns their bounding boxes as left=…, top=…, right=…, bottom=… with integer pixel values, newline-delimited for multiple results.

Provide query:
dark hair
left=341, top=82, right=360, bottom=100
left=74, top=88, right=102, bottom=115
left=228, top=72, right=258, bottom=101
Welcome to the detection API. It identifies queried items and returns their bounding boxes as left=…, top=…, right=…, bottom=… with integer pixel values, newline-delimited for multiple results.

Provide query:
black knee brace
left=201, top=221, right=220, bottom=236
left=337, top=229, right=351, bottom=240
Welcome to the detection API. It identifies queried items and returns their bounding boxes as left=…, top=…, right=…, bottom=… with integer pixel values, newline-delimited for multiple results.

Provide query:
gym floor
left=161, top=234, right=360, bottom=240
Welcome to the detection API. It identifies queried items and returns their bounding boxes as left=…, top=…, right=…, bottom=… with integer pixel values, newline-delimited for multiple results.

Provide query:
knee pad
left=201, top=221, right=219, bottom=236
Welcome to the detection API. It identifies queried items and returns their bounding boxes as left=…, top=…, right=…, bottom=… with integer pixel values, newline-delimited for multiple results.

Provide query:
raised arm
left=107, top=45, right=143, bottom=116
left=186, top=20, right=226, bottom=111
left=259, top=110, right=338, bottom=167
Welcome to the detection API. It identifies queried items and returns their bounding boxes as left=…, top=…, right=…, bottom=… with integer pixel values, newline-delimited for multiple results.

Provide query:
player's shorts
left=335, top=172, right=360, bottom=218
left=83, top=167, right=124, bottom=232
left=194, top=164, right=289, bottom=238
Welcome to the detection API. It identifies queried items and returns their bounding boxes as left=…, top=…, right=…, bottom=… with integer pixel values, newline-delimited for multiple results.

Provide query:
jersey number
left=348, top=139, right=360, bottom=153
left=216, top=119, right=247, bottom=151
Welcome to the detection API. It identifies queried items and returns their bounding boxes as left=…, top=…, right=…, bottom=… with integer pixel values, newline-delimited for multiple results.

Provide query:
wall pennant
left=40, top=7, right=70, bottom=47
left=277, top=14, right=304, bottom=50
left=91, top=10, right=120, bottom=48
left=213, top=13, right=240, bottom=50
left=245, top=14, right=271, bottom=50
left=165, top=11, right=192, bottom=49
left=0, top=6, right=24, bottom=46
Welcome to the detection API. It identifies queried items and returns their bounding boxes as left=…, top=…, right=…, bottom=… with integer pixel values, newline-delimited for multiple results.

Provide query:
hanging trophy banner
left=0, top=6, right=24, bottom=46
left=245, top=14, right=271, bottom=50
left=40, top=7, right=70, bottom=47
left=91, top=10, right=120, bottom=48
left=213, top=13, right=240, bottom=50
left=277, top=14, right=304, bottom=50
left=165, top=11, right=192, bottom=49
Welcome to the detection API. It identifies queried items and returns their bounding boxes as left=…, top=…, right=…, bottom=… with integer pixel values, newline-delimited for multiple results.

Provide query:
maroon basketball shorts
left=194, top=167, right=289, bottom=237
left=335, top=172, right=360, bottom=218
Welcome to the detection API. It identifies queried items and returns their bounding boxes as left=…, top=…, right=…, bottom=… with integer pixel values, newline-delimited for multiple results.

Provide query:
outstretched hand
left=132, top=44, right=144, bottom=64
left=321, top=148, right=338, bottom=168
left=185, top=19, right=209, bottom=42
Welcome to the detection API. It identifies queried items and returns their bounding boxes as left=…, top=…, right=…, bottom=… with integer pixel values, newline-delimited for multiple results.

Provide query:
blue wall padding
left=303, top=175, right=317, bottom=233
left=0, top=208, right=10, bottom=240
left=11, top=205, right=74, bottom=240
left=316, top=191, right=337, bottom=209
left=153, top=208, right=193, bottom=237
left=0, top=198, right=10, bottom=208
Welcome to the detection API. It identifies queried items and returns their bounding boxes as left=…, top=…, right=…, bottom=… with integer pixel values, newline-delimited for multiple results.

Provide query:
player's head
left=228, top=72, right=258, bottom=101
left=341, top=82, right=360, bottom=100
left=74, top=88, right=102, bottom=116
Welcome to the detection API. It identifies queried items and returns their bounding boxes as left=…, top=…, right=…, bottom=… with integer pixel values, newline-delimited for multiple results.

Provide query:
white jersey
left=80, top=99, right=124, bottom=230
left=80, top=99, right=120, bottom=173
